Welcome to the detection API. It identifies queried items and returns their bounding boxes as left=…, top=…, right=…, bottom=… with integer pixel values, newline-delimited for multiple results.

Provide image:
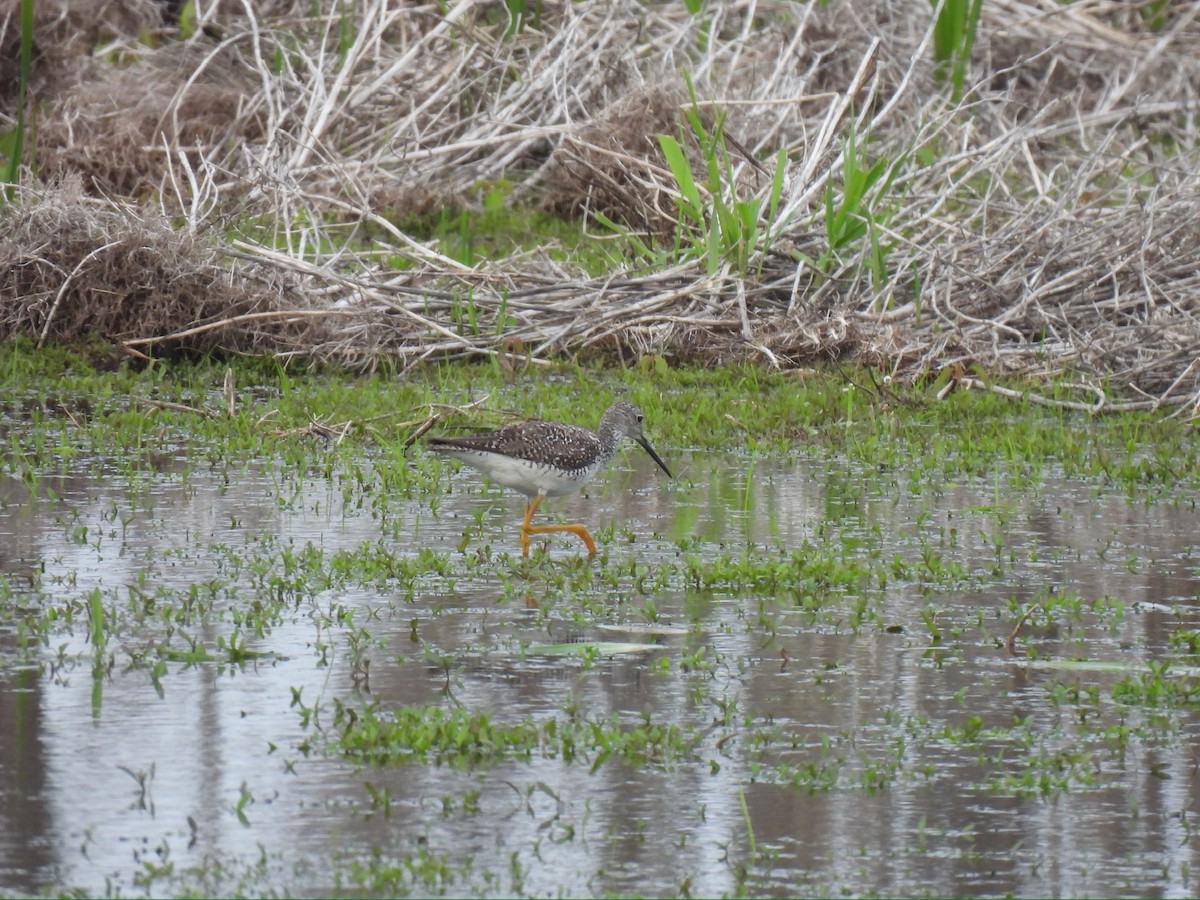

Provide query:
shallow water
left=1, top=446, right=1198, bottom=898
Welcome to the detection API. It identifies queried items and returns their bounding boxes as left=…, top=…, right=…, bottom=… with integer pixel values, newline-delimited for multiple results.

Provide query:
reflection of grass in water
left=130, top=837, right=497, bottom=898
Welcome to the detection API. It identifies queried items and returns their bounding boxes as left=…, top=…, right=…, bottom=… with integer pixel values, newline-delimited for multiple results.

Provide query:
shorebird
left=428, top=401, right=671, bottom=556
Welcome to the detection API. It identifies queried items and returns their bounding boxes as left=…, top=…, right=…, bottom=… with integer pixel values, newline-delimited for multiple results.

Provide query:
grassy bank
left=2, top=1, right=1200, bottom=407
left=4, top=341, right=1200, bottom=496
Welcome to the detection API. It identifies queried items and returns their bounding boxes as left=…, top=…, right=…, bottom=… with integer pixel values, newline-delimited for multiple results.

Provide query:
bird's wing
left=432, top=421, right=602, bottom=472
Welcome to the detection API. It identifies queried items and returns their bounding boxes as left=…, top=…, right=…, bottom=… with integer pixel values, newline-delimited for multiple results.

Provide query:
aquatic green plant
left=328, top=702, right=699, bottom=770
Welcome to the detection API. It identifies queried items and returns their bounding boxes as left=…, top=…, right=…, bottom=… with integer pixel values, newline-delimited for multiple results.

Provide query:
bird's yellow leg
left=528, top=522, right=597, bottom=554
left=520, top=493, right=598, bottom=556
left=519, top=495, right=541, bottom=557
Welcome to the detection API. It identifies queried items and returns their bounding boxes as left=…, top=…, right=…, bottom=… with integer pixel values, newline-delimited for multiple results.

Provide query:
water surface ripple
left=0, top=450, right=1197, bottom=898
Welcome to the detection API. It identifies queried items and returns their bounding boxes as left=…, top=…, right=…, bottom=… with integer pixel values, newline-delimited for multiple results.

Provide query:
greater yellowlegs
left=428, top=401, right=672, bottom=556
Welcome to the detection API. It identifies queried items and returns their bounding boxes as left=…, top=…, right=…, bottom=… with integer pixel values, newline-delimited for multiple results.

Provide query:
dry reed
left=2, top=0, right=1200, bottom=409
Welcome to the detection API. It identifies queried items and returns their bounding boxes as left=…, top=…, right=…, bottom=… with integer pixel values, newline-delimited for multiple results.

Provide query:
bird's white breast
left=444, top=448, right=599, bottom=497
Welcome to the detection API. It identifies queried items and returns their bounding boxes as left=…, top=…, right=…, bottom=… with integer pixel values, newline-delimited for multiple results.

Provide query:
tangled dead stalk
left=2, top=0, right=1200, bottom=410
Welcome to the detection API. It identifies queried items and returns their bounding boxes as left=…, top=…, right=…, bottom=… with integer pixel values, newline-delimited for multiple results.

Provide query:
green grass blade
left=594, top=210, right=657, bottom=264
left=737, top=198, right=760, bottom=241
left=713, top=199, right=739, bottom=245
left=681, top=70, right=710, bottom=146
left=3, top=0, right=35, bottom=202
left=658, top=134, right=704, bottom=223
left=766, top=147, right=787, bottom=226
left=824, top=183, right=837, bottom=246
left=705, top=211, right=721, bottom=275
left=756, top=147, right=788, bottom=266
left=89, top=589, right=107, bottom=649
left=931, top=0, right=965, bottom=65
left=930, top=0, right=982, bottom=99
left=951, top=0, right=984, bottom=99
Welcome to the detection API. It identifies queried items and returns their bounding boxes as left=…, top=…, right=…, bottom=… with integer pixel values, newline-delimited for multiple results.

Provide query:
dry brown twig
left=133, top=396, right=217, bottom=419
left=1005, top=601, right=1045, bottom=656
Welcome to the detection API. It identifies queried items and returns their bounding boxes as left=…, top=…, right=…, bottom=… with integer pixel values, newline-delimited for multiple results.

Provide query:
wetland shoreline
left=0, top=349, right=1198, bottom=897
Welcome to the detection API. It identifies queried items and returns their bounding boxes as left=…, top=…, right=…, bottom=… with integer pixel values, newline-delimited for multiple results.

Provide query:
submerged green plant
left=328, top=703, right=697, bottom=769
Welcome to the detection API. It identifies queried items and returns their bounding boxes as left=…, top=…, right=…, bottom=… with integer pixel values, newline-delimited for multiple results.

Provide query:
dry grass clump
left=37, top=43, right=264, bottom=198
left=0, top=0, right=164, bottom=104
left=540, top=84, right=692, bottom=240
left=976, top=4, right=1200, bottom=129
left=6, top=0, right=1200, bottom=409
left=918, top=188, right=1200, bottom=396
left=0, top=178, right=306, bottom=354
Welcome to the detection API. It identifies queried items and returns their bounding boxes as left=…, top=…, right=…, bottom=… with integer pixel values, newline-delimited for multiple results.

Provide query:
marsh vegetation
left=0, top=352, right=1198, bottom=896
left=2, top=1, right=1200, bottom=897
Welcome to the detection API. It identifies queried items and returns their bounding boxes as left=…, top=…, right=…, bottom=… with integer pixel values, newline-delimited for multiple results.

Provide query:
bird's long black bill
left=636, top=435, right=672, bottom=479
